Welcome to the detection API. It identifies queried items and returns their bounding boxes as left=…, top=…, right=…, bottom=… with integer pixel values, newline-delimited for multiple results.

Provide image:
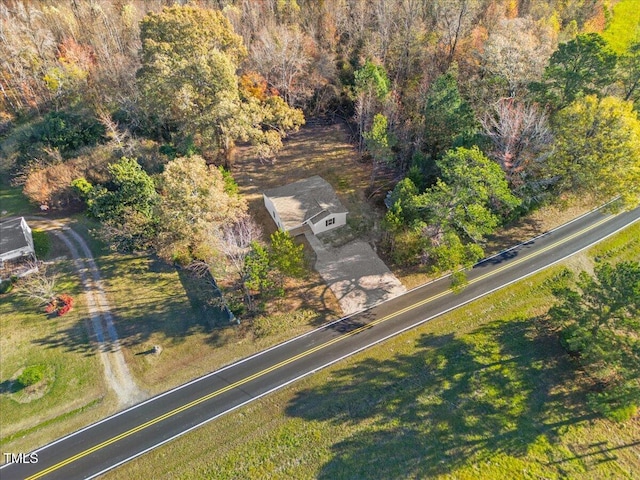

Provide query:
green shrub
left=71, top=177, right=94, bottom=198
left=391, top=228, right=427, bottom=267
left=226, top=296, right=246, bottom=318
left=17, top=110, right=105, bottom=164
left=450, top=270, right=468, bottom=293
left=18, top=364, right=46, bottom=388
left=608, top=404, right=638, bottom=423
left=32, top=229, right=51, bottom=258
left=0, top=280, right=14, bottom=294
left=219, top=166, right=239, bottom=196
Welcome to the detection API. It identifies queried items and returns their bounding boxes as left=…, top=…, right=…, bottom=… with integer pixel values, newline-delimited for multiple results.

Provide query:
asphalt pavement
left=2, top=204, right=638, bottom=480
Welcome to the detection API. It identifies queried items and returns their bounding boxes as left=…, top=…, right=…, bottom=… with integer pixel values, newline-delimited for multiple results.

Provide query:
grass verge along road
left=2, top=205, right=638, bottom=480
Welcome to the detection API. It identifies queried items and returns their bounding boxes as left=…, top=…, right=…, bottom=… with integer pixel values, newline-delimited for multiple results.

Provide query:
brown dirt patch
left=232, top=123, right=385, bottom=316
left=233, top=122, right=385, bottom=244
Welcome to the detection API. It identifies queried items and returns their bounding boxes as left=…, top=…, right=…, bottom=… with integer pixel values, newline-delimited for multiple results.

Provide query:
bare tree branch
left=481, top=98, right=552, bottom=186
left=217, top=215, right=263, bottom=278
left=16, top=261, right=57, bottom=305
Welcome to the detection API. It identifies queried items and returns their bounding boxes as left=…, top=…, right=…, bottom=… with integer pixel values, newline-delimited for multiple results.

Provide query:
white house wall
left=22, top=218, right=34, bottom=251
left=310, top=212, right=347, bottom=235
left=263, top=194, right=284, bottom=231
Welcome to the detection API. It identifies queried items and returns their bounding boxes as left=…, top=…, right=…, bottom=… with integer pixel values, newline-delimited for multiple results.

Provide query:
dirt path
left=30, top=218, right=146, bottom=407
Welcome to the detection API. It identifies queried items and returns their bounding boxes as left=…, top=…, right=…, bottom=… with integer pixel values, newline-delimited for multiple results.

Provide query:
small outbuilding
left=263, top=176, right=348, bottom=236
left=0, top=217, right=37, bottom=280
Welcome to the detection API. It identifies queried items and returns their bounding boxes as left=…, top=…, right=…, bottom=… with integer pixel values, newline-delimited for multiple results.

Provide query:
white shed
left=0, top=217, right=35, bottom=266
left=0, top=217, right=38, bottom=281
left=263, top=176, right=348, bottom=236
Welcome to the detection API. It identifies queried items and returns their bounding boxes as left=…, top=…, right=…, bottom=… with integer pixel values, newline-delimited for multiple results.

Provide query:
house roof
left=0, top=217, right=34, bottom=260
left=263, top=176, right=348, bottom=230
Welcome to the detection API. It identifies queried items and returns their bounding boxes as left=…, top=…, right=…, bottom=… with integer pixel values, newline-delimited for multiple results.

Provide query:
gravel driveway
left=305, top=233, right=406, bottom=315
left=28, top=218, right=146, bottom=407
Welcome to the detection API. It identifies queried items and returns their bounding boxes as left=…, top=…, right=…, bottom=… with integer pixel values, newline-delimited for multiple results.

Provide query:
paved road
left=2, top=205, right=639, bottom=480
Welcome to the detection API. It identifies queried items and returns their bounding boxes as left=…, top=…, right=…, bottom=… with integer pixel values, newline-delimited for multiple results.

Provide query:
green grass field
left=1, top=209, right=336, bottom=457
left=602, top=0, right=640, bottom=53
left=0, top=181, right=35, bottom=219
left=0, top=233, right=109, bottom=453
left=68, top=217, right=335, bottom=397
left=104, top=221, right=640, bottom=479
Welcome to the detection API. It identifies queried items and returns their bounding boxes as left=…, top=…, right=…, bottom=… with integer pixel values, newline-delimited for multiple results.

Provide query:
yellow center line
left=26, top=212, right=615, bottom=480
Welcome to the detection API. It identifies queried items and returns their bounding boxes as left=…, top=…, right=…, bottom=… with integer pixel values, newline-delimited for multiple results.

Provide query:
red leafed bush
left=58, top=294, right=74, bottom=308
left=44, top=294, right=75, bottom=316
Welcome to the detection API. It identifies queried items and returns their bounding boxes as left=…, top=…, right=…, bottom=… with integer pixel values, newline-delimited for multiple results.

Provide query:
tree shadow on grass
left=0, top=379, right=21, bottom=394
left=286, top=317, right=593, bottom=479
left=30, top=256, right=234, bottom=353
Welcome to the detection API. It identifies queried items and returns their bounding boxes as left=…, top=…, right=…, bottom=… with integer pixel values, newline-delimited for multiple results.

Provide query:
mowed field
left=0, top=124, right=360, bottom=455
left=103, top=222, right=640, bottom=479
left=0, top=228, right=111, bottom=455
left=602, top=0, right=640, bottom=53
left=0, top=211, right=339, bottom=458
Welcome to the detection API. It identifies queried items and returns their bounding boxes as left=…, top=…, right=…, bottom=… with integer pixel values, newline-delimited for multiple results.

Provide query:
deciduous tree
left=137, top=5, right=303, bottom=165
left=218, top=214, right=262, bottom=280
left=155, top=155, right=246, bottom=265
left=23, top=160, right=81, bottom=209
left=17, top=262, right=57, bottom=305
left=481, top=98, right=552, bottom=187
left=547, top=95, right=640, bottom=208
left=251, top=25, right=313, bottom=106
left=480, top=17, right=555, bottom=97
left=431, top=0, right=480, bottom=71
left=532, top=33, right=617, bottom=109
left=550, top=261, right=640, bottom=421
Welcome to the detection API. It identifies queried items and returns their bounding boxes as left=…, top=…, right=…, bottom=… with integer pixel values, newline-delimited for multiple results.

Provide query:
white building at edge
left=263, top=176, right=348, bottom=236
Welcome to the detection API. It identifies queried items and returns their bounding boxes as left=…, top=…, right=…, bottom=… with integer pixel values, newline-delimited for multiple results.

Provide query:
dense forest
left=1, top=0, right=639, bottom=279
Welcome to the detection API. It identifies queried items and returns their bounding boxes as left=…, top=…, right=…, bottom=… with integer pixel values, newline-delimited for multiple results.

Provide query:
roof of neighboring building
left=0, top=217, right=34, bottom=259
left=263, top=176, right=348, bottom=230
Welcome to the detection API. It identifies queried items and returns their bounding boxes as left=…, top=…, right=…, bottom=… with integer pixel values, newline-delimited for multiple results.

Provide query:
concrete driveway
left=305, top=233, right=406, bottom=315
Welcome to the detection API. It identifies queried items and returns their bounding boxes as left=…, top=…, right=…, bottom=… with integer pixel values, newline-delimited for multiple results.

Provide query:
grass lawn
left=602, top=0, right=640, bottom=53
left=104, top=222, right=640, bottom=480
left=0, top=180, right=36, bottom=220
left=1, top=210, right=338, bottom=457
left=0, top=231, right=110, bottom=455
left=67, top=217, right=340, bottom=398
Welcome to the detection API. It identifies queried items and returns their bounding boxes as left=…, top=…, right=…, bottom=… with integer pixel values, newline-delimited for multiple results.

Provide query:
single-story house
left=263, top=176, right=348, bottom=235
left=0, top=217, right=37, bottom=280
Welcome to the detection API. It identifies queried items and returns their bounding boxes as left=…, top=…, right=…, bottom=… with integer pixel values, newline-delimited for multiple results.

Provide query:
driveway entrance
left=305, top=233, right=406, bottom=315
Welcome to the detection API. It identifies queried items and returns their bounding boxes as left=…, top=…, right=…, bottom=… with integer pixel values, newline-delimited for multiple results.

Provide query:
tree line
left=1, top=0, right=638, bottom=422
left=0, top=1, right=639, bottom=305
